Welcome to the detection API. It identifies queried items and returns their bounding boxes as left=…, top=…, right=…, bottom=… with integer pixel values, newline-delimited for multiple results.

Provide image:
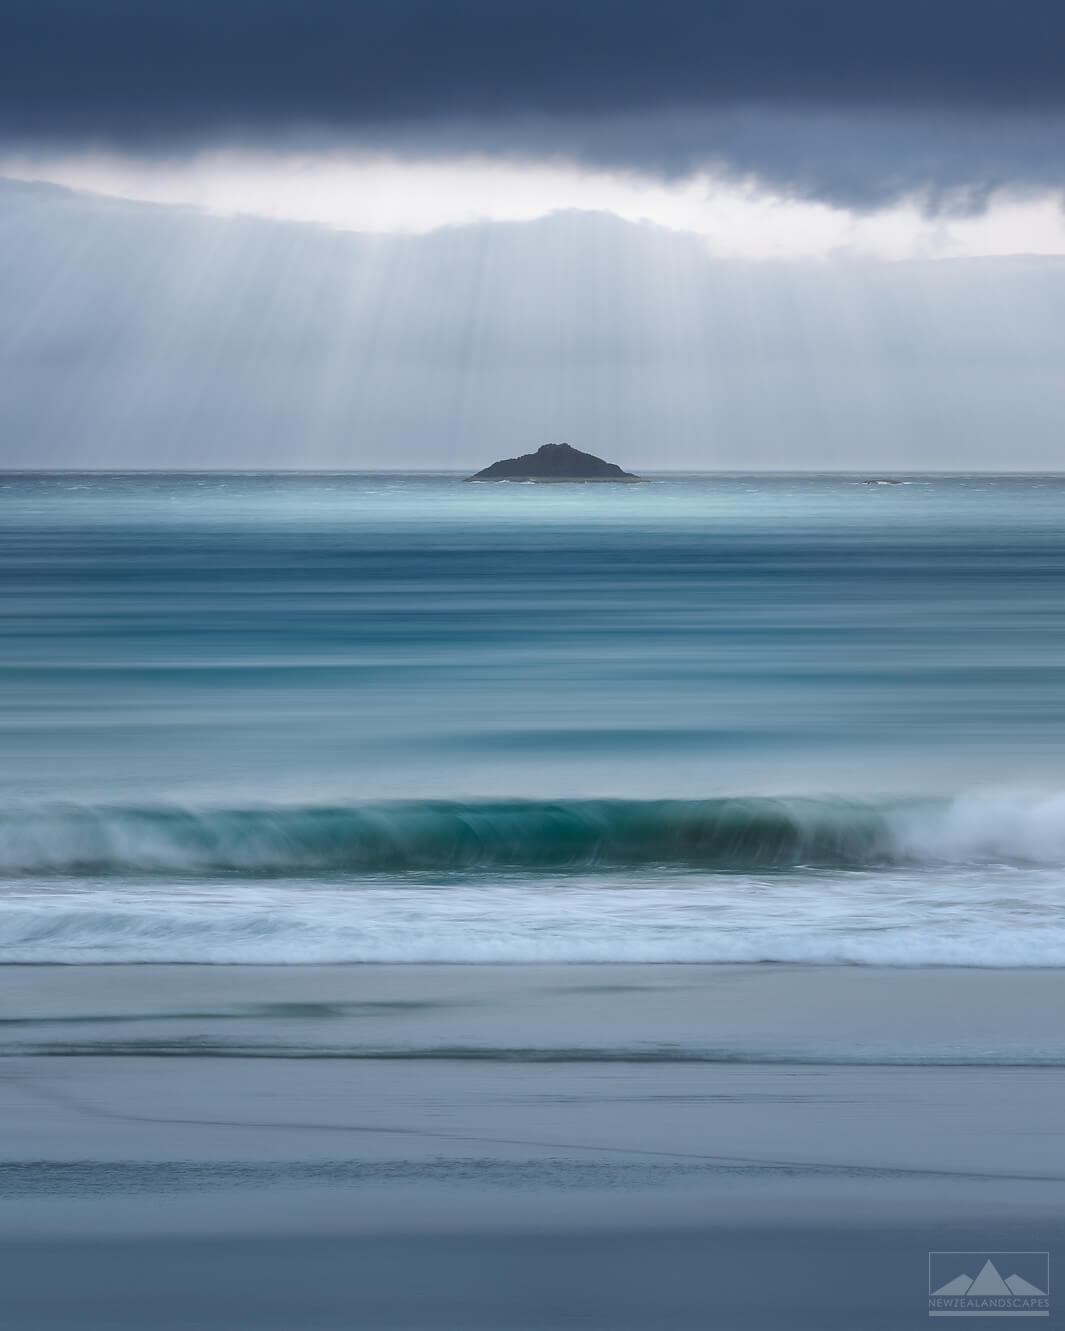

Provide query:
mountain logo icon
left=929, top=1252, right=1049, bottom=1317
left=933, top=1259, right=1046, bottom=1298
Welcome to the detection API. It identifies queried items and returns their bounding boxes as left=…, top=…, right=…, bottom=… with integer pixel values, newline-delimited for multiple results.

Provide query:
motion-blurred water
left=3, top=470, right=1065, bottom=965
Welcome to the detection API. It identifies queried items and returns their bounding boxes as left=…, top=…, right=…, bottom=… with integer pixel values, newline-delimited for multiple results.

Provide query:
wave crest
left=0, top=797, right=890, bottom=876
left=1, top=792, right=1065, bottom=876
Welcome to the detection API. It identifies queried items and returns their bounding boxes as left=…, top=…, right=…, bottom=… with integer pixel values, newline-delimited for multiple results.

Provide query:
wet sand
left=2, top=965, right=1064, bottom=1327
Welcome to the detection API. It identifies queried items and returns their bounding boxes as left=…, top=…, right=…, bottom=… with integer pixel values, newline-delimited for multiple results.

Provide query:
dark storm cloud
left=4, top=1, right=1065, bottom=207
left=7, top=0, right=1065, bottom=133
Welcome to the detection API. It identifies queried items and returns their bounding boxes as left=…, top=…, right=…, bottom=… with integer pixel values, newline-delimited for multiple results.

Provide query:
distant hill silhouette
left=467, top=443, right=644, bottom=482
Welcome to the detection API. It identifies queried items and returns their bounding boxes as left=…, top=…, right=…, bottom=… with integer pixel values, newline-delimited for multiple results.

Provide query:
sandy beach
left=1, top=964, right=1063, bottom=1328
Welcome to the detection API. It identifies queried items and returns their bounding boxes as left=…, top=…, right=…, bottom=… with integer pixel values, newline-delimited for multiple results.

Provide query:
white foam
left=890, top=791, right=1065, bottom=865
left=2, top=865, right=1063, bottom=966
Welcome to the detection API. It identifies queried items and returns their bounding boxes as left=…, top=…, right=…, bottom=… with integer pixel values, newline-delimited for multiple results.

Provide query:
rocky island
left=467, top=442, right=645, bottom=483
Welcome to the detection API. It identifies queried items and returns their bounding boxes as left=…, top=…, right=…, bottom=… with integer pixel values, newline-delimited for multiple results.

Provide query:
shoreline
left=1, top=962, right=1062, bottom=1062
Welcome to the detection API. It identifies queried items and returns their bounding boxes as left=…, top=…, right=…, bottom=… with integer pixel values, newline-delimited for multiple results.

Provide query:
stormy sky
left=2, top=0, right=1064, bottom=468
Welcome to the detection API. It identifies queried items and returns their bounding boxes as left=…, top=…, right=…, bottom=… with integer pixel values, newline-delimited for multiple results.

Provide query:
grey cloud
left=335, top=106, right=1065, bottom=211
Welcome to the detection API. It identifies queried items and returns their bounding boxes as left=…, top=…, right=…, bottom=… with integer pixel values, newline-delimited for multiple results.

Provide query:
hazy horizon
left=7, top=465, right=1065, bottom=475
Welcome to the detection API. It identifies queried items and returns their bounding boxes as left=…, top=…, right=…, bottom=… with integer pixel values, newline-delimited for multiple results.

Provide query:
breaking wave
left=1, top=793, right=1063, bottom=965
left=2, top=793, right=1065, bottom=877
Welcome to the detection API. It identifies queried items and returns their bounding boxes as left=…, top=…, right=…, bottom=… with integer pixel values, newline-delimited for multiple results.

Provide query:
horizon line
left=5, top=467, right=1065, bottom=478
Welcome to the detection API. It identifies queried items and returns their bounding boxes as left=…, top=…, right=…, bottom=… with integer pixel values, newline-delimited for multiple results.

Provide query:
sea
left=4, top=471, right=1065, bottom=1328
left=2, top=470, right=1065, bottom=973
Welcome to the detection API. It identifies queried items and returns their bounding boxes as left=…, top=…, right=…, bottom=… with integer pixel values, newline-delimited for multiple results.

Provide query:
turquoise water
left=3, top=471, right=1065, bottom=964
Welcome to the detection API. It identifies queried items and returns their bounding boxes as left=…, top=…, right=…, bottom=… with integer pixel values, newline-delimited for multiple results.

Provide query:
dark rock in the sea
left=467, top=442, right=645, bottom=483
